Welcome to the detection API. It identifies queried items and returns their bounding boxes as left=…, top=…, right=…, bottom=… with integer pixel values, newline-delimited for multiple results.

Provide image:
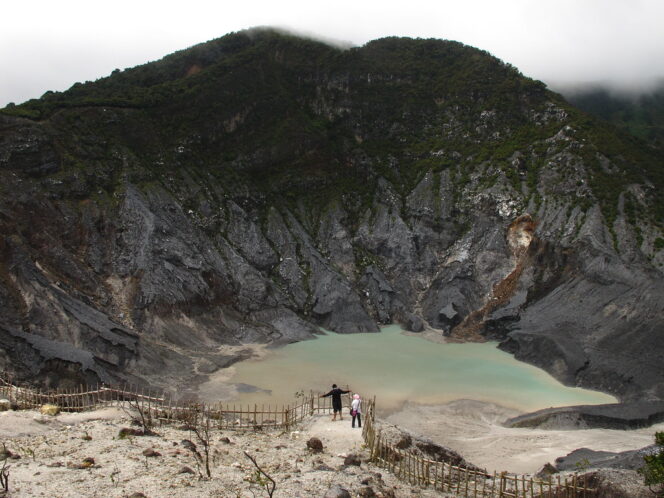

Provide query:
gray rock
left=358, top=487, right=376, bottom=497
left=505, top=401, right=664, bottom=430
left=323, top=485, right=352, bottom=498
left=535, top=462, right=558, bottom=478
left=395, top=435, right=412, bottom=450
left=554, top=445, right=662, bottom=471
left=404, top=313, right=424, bottom=333
left=306, top=437, right=323, bottom=453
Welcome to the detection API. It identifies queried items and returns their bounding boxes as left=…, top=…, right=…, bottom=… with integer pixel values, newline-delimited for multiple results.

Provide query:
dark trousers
left=352, top=413, right=361, bottom=428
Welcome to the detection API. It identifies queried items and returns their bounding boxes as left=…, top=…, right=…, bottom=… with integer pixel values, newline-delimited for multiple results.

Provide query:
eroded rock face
left=0, top=123, right=661, bottom=402
left=0, top=32, right=662, bottom=402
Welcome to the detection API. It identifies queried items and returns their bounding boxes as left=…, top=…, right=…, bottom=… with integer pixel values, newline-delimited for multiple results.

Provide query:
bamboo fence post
left=400, top=448, right=405, bottom=481
left=473, top=470, right=478, bottom=498
left=403, top=449, right=409, bottom=483
left=447, top=462, right=454, bottom=493
left=564, top=475, right=569, bottom=498
left=397, top=448, right=403, bottom=480
left=464, top=466, right=470, bottom=495
left=514, top=475, right=519, bottom=498
left=408, top=452, right=412, bottom=484
left=420, top=458, right=429, bottom=486
left=491, top=471, right=497, bottom=498
left=413, top=453, right=417, bottom=485
left=482, top=470, right=488, bottom=497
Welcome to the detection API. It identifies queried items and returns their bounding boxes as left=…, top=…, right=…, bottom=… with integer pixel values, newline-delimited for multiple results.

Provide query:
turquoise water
left=200, top=325, right=616, bottom=413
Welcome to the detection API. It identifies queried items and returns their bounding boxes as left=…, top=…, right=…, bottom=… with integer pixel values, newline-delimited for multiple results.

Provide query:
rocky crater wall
left=0, top=32, right=662, bottom=403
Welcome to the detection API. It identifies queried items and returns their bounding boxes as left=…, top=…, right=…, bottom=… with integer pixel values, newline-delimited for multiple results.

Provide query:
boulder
left=358, top=487, right=376, bottom=497
left=536, top=462, right=558, bottom=478
left=395, top=434, right=412, bottom=449
left=118, top=427, right=144, bottom=438
left=306, top=437, right=323, bottom=453
left=437, top=303, right=460, bottom=332
left=404, top=313, right=424, bottom=333
left=323, top=485, right=351, bottom=498
left=0, top=399, right=11, bottom=411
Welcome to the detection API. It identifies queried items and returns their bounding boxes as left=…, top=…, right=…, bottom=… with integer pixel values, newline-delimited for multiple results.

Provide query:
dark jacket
left=322, top=387, right=349, bottom=409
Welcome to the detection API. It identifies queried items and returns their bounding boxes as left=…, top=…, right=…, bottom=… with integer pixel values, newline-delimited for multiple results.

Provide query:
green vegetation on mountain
left=1, top=28, right=662, bottom=231
left=566, top=84, right=664, bottom=150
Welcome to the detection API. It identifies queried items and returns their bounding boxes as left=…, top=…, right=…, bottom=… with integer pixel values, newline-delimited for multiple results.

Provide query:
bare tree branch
left=243, top=451, right=276, bottom=498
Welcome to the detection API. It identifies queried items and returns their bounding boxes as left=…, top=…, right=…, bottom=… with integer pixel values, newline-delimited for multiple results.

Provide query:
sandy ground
left=386, top=399, right=664, bottom=474
left=0, top=407, right=451, bottom=497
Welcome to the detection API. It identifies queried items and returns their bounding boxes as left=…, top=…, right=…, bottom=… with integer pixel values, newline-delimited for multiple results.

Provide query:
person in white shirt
left=350, top=393, right=362, bottom=428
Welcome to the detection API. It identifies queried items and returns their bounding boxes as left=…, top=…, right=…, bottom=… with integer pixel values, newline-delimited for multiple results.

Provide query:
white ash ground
left=385, top=399, right=662, bottom=497
left=0, top=407, right=452, bottom=497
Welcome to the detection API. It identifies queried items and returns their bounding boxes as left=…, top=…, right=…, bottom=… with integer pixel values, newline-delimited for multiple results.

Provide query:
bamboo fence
left=0, top=373, right=351, bottom=432
left=361, top=398, right=597, bottom=497
left=0, top=373, right=597, bottom=496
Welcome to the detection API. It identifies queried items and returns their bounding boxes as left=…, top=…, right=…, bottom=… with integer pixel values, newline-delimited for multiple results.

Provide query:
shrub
left=638, top=432, right=664, bottom=496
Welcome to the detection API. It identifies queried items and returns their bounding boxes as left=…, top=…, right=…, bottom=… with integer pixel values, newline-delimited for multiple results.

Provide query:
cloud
left=1, top=0, right=663, bottom=106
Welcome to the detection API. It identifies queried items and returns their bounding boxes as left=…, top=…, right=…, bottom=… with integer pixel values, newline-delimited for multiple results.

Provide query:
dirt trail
left=302, top=411, right=365, bottom=455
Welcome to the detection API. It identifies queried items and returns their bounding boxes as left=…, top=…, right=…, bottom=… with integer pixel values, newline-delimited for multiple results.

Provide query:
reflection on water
left=197, top=325, right=616, bottom=413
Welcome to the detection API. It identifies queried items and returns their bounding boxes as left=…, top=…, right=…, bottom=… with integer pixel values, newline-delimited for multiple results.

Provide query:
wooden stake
left=464, top=466, right=470, bottom=495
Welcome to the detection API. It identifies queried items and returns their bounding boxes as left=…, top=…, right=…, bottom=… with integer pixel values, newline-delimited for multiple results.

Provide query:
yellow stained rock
left=39, top=404, right=60, bottom=416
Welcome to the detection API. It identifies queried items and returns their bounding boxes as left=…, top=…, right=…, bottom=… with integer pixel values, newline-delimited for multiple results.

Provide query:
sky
left=2, top=0, right=664, bottom=107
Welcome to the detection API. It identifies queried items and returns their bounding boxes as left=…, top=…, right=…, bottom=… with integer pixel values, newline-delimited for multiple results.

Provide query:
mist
left=2, top=0, right=664, bottom=107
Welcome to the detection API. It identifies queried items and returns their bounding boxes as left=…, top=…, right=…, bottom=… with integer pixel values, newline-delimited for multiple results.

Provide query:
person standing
left=351, top=393, right=362, bottom=428
left=320, top=384, right=350, bottom=421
